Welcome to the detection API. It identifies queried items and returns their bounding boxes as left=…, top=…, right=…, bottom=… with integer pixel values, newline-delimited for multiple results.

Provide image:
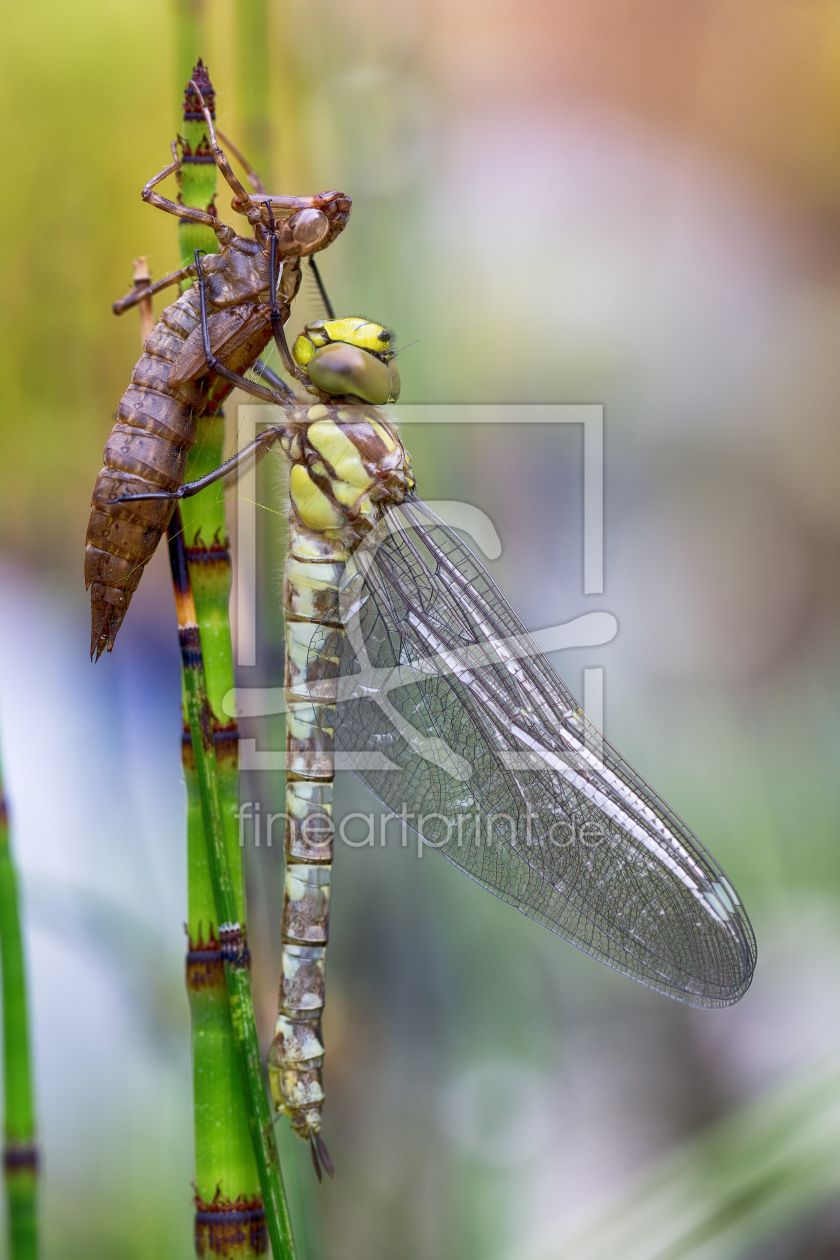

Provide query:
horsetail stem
left=169, top=513, right=297, bottom=1260
left=0, top=753, right=38, bottom=1260
left=170, top=62, right=295, bottom=1258
left=180, top=415, right=264, bottom=1245
left=178, top=62, right=220, bottom=283
left=169, top=63, right=265, bottom=1254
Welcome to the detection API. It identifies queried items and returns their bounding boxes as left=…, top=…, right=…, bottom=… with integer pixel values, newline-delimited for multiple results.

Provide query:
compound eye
left=289, top=209, right=329, bottom=250
left=307, top=343, right=397, bottom=404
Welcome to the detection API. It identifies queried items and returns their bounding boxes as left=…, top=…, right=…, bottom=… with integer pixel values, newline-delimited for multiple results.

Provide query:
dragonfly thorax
left=284, top=404, right=414, bottom=534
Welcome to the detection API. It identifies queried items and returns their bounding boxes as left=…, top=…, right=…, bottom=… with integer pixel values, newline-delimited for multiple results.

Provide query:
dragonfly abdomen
left=269, top=406, right=413, bottom=1177
left=268, top=521, right=347, bottom=1176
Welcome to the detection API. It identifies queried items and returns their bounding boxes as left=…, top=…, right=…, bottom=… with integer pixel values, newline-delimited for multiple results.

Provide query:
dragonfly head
left=293, top=318, right=401, bottom=405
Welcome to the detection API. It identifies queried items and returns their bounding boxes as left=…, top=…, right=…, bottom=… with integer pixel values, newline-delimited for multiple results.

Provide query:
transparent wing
left=311, top=495, right=756, bottom=1007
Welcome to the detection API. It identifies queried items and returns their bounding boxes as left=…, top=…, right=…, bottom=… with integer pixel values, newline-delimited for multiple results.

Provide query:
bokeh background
left=3, top=1, right=840, bottom=1256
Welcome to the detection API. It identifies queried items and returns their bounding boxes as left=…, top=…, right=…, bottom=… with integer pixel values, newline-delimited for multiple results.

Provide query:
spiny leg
left=111, top=425, right=287, bottom=505
left=307, top=256, right=336, bottom=321
left=189, top=119, right=334, bottom=375
left=189, top=81, right=251, bottom=210
left=217, top=129, right=268, bottom=196
left=141, top=140, right=218, bottom=226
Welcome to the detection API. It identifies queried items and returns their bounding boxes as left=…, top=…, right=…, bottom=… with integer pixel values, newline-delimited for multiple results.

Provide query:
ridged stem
left=169, top=514, right=297, bottom=1260
left=172, top=63, right=296, bottom=1259
left=177, top=61, right=220, bottom=282
left=170, top=64, right=268, bottom=1255
left=0, top=755, right=38, bottom=1260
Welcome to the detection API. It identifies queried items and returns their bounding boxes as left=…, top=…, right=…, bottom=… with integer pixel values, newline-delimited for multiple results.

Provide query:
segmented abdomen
left=268, top=406, right=414, bottom=1173
left=85, top=291, right=205, bottom=659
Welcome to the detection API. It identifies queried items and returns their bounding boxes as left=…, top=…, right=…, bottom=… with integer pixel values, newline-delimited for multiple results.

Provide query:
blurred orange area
left=429, top=0, right=840, bottom=204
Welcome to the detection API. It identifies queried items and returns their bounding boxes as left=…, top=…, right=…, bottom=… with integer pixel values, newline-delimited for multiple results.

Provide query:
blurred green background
left=3, top=1, right=840, bottom=1256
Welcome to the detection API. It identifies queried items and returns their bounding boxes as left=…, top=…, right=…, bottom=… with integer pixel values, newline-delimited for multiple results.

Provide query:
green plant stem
left=172, top=65, right=266, bottom=1254
left=177, top=62, right=220, bottom=283
left=235, top=0, right=272, bottom=185
left=181, top=460, right=264, bottom=1255
left=184, top=714, right=262, bottom=1260
left=171, top=63, right=295, bottom=1258
left=169, top=515, right=296, bottom=1260
left=173, top=0, right=208, bottom=106
left=0, top=756, right=38, bottom=1260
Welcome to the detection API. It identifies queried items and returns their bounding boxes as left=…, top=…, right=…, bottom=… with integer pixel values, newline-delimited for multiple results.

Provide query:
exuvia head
left=248, top=201, right=341, bottom=255
left=184, top=76, right=351, bottom=259
left=293, top=318, right=401, bottom=405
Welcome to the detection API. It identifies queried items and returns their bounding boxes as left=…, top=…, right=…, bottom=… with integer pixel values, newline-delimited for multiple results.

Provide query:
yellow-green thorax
left=283, top=403, right=414, bottom=534
left=293, top=318, right=400, bottom=405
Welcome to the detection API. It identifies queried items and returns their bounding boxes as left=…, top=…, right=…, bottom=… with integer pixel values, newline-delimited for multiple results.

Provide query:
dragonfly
left=119, top=223, right=757, bottom=1183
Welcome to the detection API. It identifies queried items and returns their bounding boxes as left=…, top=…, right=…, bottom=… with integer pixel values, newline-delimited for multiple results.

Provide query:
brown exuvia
left=85, top=83, right=350, bottom=659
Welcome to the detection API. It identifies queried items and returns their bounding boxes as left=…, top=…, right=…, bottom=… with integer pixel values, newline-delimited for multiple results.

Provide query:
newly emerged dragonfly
left=118, top=218, right=756, bottom=1178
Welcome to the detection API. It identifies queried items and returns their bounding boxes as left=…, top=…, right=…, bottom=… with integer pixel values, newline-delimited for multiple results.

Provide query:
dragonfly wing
left=312, top=494, right=756, bottom=1008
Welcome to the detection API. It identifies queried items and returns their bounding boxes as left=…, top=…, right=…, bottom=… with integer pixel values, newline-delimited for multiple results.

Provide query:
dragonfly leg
left=188, top=81, right=251, bottom=210
left=251, top=358, right=296, bottom=398
left=216, top=129, right=268, bottom=196
left=112, top=427, right=286, bottom=504
left=307, top=256, right=336, bottom=320
left=271, top=304, right=306, bottom=382
left=141, top=141, right=218, bottom=227
left=258, top=202, right=313, bottom=386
